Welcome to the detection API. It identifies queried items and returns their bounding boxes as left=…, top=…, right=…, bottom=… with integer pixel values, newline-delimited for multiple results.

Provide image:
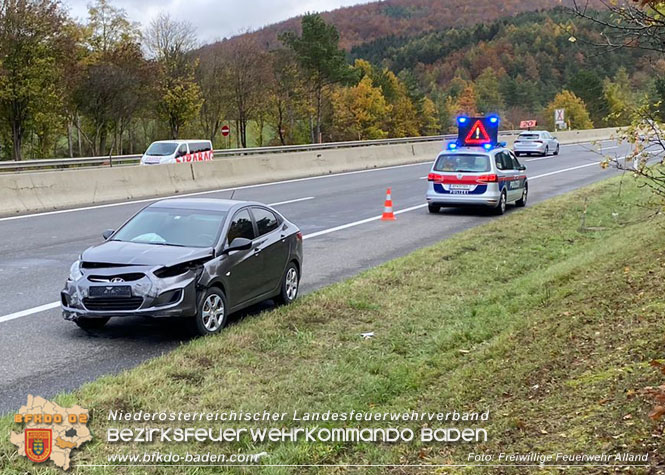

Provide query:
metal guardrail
left=0, top=131, right=520, bottom=172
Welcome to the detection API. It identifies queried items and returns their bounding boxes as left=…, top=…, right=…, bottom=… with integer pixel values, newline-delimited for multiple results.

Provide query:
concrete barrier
left=0, top=128, right=617, bottom=216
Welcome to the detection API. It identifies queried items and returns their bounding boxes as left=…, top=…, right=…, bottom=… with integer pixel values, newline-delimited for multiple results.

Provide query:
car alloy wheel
left=202, top=294, right=225, bottom=332
left=516, top=187, right=528, bottom=207
left=276, top=263, right=299, bottom=305
left=194, top=288, right=228, bottom=336
left=495, top=191, right=507, bottom=215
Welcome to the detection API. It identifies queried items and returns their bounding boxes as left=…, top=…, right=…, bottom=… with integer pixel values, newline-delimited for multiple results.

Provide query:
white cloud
left=63, top=0, right=372, bottom=44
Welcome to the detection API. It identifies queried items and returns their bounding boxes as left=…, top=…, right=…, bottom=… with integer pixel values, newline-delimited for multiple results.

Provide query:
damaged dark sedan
left=61, top=198, right=303, bottom=335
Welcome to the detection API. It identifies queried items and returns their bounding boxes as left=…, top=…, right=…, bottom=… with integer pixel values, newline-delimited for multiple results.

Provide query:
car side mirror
left=223, top=237, right=252, bottom=254
left=177, top=150, right=187, bottom=158
left=518, top=165, right=527, bottom=171
left=102, top=229, right=115, bottom=240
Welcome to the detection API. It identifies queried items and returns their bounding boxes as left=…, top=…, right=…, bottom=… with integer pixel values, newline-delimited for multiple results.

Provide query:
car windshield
left=145, top=143, right=178, bottom=156
left=434, top=154, right=491, bottom=173
left=519, top=134, right=540, bottom=140
left=112, top=208, right=227, bottom=248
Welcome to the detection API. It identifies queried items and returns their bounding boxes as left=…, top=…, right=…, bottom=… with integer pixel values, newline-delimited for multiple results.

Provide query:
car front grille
left=87, top=273, right=145, bottom=283
left=83, top=297, right=143, bottom=311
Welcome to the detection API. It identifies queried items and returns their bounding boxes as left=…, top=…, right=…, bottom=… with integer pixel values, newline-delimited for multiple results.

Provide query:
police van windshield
left=145, top=143, right=178, bottom=156
left=434, top=154, right=491, bottom=173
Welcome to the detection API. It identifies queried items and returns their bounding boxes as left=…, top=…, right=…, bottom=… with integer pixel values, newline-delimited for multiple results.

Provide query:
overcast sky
left=64, top=0, right=372, bottom=44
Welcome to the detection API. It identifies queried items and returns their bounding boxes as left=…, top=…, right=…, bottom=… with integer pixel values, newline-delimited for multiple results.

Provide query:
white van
left=141, top=140, right=214, bottom=165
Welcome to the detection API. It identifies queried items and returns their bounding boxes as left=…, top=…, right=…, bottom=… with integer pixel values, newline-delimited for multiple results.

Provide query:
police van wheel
left=428, top=203, right=441, bottom=214
left=75, top=317, right=110, bottom=330
left=494, top=192, right=507, bottom=215
left=516, top=187, right=528, bottom=207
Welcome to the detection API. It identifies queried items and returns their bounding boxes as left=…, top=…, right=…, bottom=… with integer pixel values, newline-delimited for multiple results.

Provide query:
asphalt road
left=0, top=141, right=629, bottom=414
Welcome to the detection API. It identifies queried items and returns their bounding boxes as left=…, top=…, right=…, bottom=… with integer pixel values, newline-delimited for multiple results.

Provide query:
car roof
left=438, top=146, right=509, bottom=156
left=149, top=198, right=262, bottom=212
left=151, top=140, right=212, bottom=144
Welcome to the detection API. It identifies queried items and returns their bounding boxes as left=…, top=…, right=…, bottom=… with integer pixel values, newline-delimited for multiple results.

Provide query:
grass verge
left=1, top=174, right=665, bottom=474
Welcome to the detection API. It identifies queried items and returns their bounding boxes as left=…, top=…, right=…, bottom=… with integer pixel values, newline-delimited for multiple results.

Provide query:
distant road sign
left=221, top=125, right=230, bottom=137
left=555, top=109, right=565, bottom=126
left=520, top=120, right=537, bottom=129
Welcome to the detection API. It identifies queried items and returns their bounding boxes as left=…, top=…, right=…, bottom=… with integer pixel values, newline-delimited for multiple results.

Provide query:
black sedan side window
left=227, top=210, right=255, bottom=243
left=252, top=208, right=279, bottom=236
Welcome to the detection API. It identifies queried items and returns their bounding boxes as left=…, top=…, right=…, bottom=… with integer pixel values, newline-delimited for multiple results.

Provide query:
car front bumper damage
left=61, top=265, right=200, bottom=321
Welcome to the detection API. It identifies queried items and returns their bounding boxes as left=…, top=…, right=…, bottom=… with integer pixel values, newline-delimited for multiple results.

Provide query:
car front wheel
left=275, top=263, right=299, bottom=305
left=194, top=288, right=228, bottom=336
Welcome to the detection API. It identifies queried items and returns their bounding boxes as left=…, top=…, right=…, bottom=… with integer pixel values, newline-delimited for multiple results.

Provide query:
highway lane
left=0, top=141, right=628, bottom=414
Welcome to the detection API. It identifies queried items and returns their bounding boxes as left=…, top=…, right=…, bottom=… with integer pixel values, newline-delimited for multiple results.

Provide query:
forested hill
left=210, top=0, right=576, bottom=51
left=347, top=7, right=655, bottom=129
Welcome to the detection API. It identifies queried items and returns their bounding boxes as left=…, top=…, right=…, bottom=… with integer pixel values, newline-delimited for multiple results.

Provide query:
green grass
left=2, top=174, right=665, bottom=474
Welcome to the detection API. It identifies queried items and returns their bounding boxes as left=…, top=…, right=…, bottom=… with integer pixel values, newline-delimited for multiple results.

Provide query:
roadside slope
left=1, top=172, right=664, bottom=472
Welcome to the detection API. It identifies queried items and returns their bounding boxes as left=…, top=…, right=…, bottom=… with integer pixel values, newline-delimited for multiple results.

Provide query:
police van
left=426, top=116, right=528, bottom=215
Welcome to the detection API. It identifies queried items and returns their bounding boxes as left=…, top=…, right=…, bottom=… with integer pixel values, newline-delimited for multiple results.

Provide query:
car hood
left=81, top=241, right=214, bottom=267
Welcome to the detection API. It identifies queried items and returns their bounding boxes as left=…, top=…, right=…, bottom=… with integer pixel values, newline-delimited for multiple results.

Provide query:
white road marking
left=0, top=156, right=617, bottom=324
left=0, top=162, right=433, bottom=223
left=303, top=204, right=428, bottom=240
left=268, top=196, right=314, bottom=207
left=526, top=156, right=551, bottom=162
left=0, top=302, right=60, bottom=324
left=529, top=162, right=600, bottom=180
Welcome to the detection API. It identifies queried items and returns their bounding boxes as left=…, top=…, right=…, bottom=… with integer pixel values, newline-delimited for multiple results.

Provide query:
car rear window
left=518, top=134, right=540, bottom=140
left=434, top=154, right=491, bottom=173
left=145, top=143, right=178, bottom=156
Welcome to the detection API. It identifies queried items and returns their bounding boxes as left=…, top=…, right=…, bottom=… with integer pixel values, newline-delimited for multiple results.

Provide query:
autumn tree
left=0, top=0, right=73, bottom=160
left=545, top=90, right=593, bottom=130
left=144, top=13, right=202, bottom=139
left=74, top=0, right=151, bottom=155
left=330, top=76, right=389, bottom=141
left=474, top=67, right=504, bottom=114
left=456, top=84, right=478, bottom=116
left=419, top=97, right=441, bottom=135
left=281, top=14, right=353, bottom=143
left=196, top=49, right=230, bottom=144
left=269, top=48, right=308, bottom=145
left=220, top=37, right=271, bottom=148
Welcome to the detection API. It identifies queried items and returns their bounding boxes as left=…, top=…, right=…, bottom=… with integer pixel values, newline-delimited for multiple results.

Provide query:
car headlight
left=69, top=260, right=83, bottom=281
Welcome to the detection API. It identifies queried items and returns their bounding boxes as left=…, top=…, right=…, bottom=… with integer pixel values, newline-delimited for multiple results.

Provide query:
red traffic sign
left=520, top=120, right=537, bottom=129
left=464, top=120, right=491, bottom=145
left=221, top=125, right=230, bottom=137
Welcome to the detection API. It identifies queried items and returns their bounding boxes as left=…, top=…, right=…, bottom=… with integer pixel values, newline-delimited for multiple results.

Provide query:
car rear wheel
left=543, top=146, right=549, bottom=157
left=194, top=288, right=227, bottom=336
left=516, top=186, right=528, bottom=207
left=554, top=145, right=560, bottom=156
left=75, top=317, right=110, bottom=330
left=275, top=263, right=299, bottom=305
left=428, top=203, right=441, bottom=214
left=494, top=191, right=507, bottom=215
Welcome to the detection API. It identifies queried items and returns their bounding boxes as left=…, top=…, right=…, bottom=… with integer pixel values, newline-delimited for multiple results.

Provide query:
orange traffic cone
left=382, top=188, right=396, bottom=221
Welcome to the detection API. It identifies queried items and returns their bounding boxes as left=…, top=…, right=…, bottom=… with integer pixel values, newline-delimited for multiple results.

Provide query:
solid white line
left=0, top=162, right=432, bottom=223
left=525, top=156, right=551, bottom=162
left=268, top=196, right=314, bottom=207
left=0, top=302, right=60, bottom=324
left=529, top=162, right=600, bottom=180
left=303, top=204, right=427, bottom=240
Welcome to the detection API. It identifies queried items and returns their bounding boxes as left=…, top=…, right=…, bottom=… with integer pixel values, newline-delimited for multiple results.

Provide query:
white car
left=141, top=140, right=214, bottom=165
left=513, top=131, right=559, bottom=157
